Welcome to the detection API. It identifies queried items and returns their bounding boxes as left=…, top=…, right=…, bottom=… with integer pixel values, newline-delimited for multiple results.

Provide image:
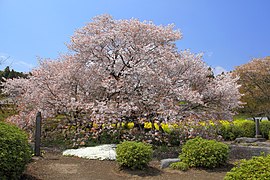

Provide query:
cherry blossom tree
left=3, top=15, right=242, bottom=140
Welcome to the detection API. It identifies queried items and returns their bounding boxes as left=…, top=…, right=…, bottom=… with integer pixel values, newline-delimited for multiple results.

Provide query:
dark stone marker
left=35, top=111, right=42, bottom=156
left=255, top=118, right=262, bottom=138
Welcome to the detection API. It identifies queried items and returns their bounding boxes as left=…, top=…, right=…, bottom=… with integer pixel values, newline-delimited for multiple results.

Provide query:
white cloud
left=213, top=66, right=227, bottom=75
left=0, top=55, right=7, bottom=60
left=206, top=51, right=214, bottom=57
left=0, top=53, right=10, bottom=63
left=13, top=61, right=34, bottom=69
left=0, top=52, right=34, bottom=72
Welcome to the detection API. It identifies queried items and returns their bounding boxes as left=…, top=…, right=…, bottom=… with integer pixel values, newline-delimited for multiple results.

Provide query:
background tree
left=0, top=66, right=28, bottom=97
left=3, top=15, right=242, bottom=135
left=0, top=66, right=28, bottom=80
left=234, top=56, right=270, bottom=119
left=3, top=66, right=10, bottom=78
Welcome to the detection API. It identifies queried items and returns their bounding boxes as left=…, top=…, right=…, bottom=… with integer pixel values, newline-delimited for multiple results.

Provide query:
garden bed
left=22, top=150, right=232, bottom=180
left=22, top=140, right=270, bottom=180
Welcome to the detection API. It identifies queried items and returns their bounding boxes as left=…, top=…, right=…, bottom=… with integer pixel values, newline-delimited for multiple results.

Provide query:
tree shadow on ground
left=20, top=173, right=40, bottom=180
left=118, top=165, right=163, bottom=177
left=197, top=162, right=235, bottom=173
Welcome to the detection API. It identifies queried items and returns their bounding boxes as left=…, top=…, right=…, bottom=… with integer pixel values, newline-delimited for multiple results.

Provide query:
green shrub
left=234, top=120, right=255, bottom=138
left=260, top=120, right=270, bottom=139
left=219, top=123, right=238, bottom=141
left=220, top=120, right=255, bottom=140
left=116, top=141, right=153, bottom=170
left=179, top=137, right=229, bottom=168
left=0, top=105, right=17, bottom=122
left=228, top=124, right=245, bottom=139
left=0, top=122, right=32, bottom=179
left=224, top=154, right=270, bottom=179
left=169, top=161, right=189, bottom=171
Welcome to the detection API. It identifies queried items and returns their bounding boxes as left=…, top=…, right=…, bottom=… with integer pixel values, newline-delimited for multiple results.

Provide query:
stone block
left=160, top=158, right=180, bottom=169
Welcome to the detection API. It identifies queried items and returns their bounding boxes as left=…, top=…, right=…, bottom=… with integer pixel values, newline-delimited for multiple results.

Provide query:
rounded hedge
left=260, top=121, right=270, bottom=139
left=0, top=122, right=32, bottom=179
left=116, top=141, right=153, bottom=170
left=179, top=137, right=229, bottom=168
left=224, top=154, right=270, bottom=179
left=235, top=120, right=255, bottom=138
left=220, top=120, right=255, bottom=140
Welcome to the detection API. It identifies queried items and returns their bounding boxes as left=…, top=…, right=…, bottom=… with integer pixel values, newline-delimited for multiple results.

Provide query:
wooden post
left=35, top=111, right=42, bottom=156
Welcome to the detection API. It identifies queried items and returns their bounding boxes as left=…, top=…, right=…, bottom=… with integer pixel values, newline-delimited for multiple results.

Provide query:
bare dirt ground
left=21, top=150, right=232, bottom=180
left=22, top=140, right=270, bottom=180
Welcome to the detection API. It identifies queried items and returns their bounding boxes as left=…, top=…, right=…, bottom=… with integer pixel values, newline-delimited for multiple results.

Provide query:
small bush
left=220, top=120, right=255, bottom=140
left=169, top=162, right=189, bottom=171
left=234, top=120, right=255, bottom=138
left=219, top=122, right=236, bottom=141
left=116, top=141, right=153, bottom=170
left=0, top=122, right=32, bottom=179
left=224, top=154, right=270, bottom=179
left=179, top=137, right=229, bottom=168
left=260, top=121, right=270, bottom=139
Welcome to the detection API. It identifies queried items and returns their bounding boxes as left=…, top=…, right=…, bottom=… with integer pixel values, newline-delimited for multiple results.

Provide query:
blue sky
left=0, top=0, right=270, bottom=73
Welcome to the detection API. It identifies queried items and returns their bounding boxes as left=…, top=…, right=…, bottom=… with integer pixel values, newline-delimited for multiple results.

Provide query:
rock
left=63, top=144, right=117, bottom=160
left=234, top=137, right=266, bottom=144
left=160, top=158, right=180, bottom=169
left=255, top=142, right=270, bottom=147
left=229, top=144, right=270, bottom=159
left=32, top=156, right=43, bottom=161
